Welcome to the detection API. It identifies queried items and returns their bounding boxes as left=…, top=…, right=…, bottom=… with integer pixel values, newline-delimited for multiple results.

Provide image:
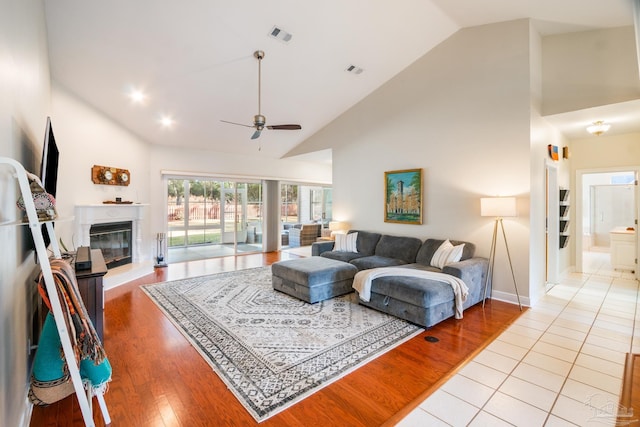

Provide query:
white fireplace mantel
left=75, top=204, right=149, bottom=263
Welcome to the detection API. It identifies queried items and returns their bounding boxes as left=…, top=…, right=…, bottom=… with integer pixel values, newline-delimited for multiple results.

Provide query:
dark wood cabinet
left=75, top=249, right=107, bottom=342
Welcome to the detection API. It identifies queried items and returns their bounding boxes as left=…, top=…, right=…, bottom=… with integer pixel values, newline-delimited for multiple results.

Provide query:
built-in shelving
left=559, top=188, right=570, bottom=249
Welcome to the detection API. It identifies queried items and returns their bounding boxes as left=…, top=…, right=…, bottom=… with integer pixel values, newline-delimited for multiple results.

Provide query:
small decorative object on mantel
left=102, top=200, right=133, bottom=204
left=91, top=165, right=130, bottom=186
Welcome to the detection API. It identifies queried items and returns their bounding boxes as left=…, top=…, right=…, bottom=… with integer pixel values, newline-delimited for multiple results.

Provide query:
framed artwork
left=384, top=168, right=423, bottom=224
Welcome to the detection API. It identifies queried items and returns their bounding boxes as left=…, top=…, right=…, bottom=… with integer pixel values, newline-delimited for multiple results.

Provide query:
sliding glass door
left=221, top=183, right=247, bottom=245
left=167, top=178, right=263, bottom=262
left=280, top=183, right=332, bottom=248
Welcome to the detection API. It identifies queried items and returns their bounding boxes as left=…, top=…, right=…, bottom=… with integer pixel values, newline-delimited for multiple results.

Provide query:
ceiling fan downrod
left=255, top=50, right=264, bottom=117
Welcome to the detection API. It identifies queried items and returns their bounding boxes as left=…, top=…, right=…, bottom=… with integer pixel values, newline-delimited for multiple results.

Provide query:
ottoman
left=271, top=257, right=358, bottom=303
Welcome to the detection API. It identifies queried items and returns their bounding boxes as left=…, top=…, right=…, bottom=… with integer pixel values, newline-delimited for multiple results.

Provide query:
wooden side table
left=75, top=249, right=108, bottom=343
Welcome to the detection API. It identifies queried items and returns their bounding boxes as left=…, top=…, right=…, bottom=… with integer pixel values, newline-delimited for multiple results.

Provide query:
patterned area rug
left=142, top=266, right=422, bottom=422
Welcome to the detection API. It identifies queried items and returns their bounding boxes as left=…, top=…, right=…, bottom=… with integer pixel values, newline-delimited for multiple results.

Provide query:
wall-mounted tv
left=39, top=117, right=59, bottom=247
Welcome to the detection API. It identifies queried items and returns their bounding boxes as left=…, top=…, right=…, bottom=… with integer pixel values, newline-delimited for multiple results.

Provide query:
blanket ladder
left=1, top=157, right=111, bottom=426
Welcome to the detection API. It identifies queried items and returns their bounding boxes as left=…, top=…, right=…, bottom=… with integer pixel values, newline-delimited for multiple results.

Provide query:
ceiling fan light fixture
left=586, top=120, right=611, bottom=136
left=254, top=114, right=265, bottom=129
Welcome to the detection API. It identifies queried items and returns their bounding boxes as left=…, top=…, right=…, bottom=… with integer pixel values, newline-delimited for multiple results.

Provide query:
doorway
left=166, top=178, right=263, bottom=263
left=279, top=183, right=332, bottom=249
left=576, top=169, right=639, bottom=277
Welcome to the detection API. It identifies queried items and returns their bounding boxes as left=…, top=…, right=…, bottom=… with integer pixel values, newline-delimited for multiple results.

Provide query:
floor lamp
left=480, top=197, right=522, bottom=310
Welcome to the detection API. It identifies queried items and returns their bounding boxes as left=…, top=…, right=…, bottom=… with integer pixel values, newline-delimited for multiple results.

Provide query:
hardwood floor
left=30, top=252, right=523, bottom=426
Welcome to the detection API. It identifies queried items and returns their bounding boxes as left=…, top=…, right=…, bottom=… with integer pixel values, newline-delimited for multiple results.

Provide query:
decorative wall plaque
left=91, top=165, right=130, bottom=186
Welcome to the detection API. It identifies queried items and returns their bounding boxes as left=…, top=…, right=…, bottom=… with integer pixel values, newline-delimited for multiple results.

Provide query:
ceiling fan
left=221, top=50, right=302, bottom=140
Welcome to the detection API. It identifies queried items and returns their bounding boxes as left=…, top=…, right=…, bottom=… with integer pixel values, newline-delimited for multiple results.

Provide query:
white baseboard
left=488, top=289, right=530, bottom=308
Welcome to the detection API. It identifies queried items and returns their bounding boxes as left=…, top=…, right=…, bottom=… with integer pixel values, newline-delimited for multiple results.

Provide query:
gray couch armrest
left=442, top=257, right=488, bottom=289
left=312, top=241, right=335, bottom=256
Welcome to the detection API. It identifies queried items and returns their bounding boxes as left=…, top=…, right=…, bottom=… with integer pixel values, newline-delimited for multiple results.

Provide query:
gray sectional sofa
left=310, top=230, right=489, bottom=328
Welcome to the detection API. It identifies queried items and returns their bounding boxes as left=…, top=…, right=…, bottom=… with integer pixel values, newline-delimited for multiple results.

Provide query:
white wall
left=50, top=83, right=152, bottom=252
left=570, top=132, right=640, bottom=171
left=298, top=20, right=536, bottom=303
left=542, top=26, right=640, bottom=115
left=0, top=0, right=51, bottom=426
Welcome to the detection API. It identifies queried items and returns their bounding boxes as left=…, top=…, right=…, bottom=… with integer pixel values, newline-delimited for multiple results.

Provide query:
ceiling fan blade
left=221, top=119, right=254, bottom=128
left=266, top=124, right=302, bottom=130
left=251, top=129, right=262, bottom=139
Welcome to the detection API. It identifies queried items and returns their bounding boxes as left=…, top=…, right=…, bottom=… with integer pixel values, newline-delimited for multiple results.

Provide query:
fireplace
left=90, top=221, right=132, bottom=269
left=75, top=204, right=148, bottom=267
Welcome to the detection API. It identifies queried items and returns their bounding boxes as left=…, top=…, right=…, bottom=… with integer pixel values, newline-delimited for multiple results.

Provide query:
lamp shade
left=329, top=221, right=349, bottom=231
left=480, top=197, right=517, bottom=217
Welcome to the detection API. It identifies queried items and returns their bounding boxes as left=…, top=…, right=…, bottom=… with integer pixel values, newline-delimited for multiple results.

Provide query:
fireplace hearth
left=90, top=221, right=132, bottom=269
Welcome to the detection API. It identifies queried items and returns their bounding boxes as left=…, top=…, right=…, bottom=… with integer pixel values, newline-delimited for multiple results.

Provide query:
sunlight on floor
left=167, top=244, right=313, bottom=263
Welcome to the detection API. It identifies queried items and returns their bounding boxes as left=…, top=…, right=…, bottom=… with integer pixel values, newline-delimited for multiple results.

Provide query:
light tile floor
left=397, top=251, right=639, bottom=427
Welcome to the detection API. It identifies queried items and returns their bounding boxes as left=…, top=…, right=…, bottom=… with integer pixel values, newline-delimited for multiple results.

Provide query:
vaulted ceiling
left=44, top=1, right=637, bottom=160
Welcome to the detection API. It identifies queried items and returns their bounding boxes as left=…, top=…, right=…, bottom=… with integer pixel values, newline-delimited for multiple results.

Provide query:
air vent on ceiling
left=269, top=26, right=292, bottom=43
left=346, top=65, right=364, bottom=75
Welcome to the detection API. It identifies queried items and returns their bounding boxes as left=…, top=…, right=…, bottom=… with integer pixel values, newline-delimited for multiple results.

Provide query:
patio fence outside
left=167, top=197, right=301, bottom=247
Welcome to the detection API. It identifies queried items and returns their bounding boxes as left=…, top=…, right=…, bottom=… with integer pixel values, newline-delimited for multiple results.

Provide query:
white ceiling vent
left=269, top=26, right=292, bottom=43
left=346, top=65, right=364, bottom=75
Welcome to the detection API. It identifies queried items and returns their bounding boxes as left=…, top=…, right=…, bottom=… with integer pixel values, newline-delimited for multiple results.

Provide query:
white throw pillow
left=430, top=239, right=465, bottom=269
left=333, top=232, right=358, bottom=253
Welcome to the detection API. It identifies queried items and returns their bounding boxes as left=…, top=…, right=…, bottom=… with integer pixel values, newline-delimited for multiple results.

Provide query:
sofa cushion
left=350, top=255, right=409, bottom=271
left=320, top=250, right=366, bottom=263
left=333, top=232, right=358, bottom=252
left=416, top=239, right=475, bottom=266
left=430, top=239, right=465, bottom=269
left=374, top=235, right=422, bottom=263
left=348, top=230, right=382, bottom=256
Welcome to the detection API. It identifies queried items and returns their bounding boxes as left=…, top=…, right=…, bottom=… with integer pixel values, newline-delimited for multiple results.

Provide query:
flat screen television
left=39, top=117, right=59, bottom=247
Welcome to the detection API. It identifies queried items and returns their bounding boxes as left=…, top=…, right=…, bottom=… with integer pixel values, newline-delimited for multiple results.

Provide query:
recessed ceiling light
left=269, top=26, right=292, bottom=43
left=128, top=88, right=146, bottom=104
left=160, top=116, right=175, bottom=128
